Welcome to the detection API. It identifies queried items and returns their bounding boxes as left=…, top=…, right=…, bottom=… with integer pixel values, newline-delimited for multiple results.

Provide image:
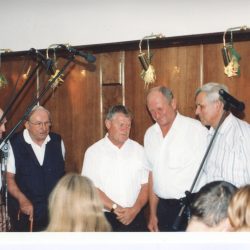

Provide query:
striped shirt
left=202, top=113, right=250, bottom=187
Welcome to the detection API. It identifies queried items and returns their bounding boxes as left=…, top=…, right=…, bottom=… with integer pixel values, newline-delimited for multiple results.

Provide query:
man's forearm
left=132, top=183, right=148, bottom=214
left=7, top=172, right=34, bottom=218
left=149, top=171, right=159, bottom=216
left=7, top=172, right=27, bottom=202
left=97, top=188, right=122, bottom=211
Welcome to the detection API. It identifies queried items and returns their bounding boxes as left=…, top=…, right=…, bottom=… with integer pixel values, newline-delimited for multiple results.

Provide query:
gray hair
left=190, top=181, right=237, bottom=227
left=106, top=105, right=132, bottom=120
left=195, top=82, right=229, bottom=104
left=27, top=105, right=51, bottom=121
left=148, top=86, right=174, bottom=103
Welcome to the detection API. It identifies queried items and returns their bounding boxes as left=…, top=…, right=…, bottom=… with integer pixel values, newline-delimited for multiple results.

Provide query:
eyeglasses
left=28, top=120, right=51, bottom=127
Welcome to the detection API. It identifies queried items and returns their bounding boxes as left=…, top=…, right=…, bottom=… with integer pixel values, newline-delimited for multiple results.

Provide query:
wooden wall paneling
left=45, top=56, right=100, bottom=173
left=0, top=56, right=49, bottom=133
left=125, top=50, right=153, bottom=145
left=1, top=37, right=250, bottom=174
left=203, top=41, right=250, bottom=122
left=153, top=45, right=202, bottom=118
left=125, top=45, right=202, bottom=145
left=100, top=51, right=125, bottom=137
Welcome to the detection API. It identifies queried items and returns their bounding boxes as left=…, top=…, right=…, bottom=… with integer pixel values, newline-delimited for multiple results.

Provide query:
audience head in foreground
left=228, top=184, right=250, bottom=232
left=47, top=173, right=111, bottom=232
left=186, top=181, right=237, bottom=232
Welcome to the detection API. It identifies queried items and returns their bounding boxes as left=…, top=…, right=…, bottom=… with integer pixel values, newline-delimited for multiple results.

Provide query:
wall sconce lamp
left=138, top=33, right=164, bottom=88
left=222, top=25, right=249, bottom=77
left=0, top=49, right=11, bottom=89
left=46, top=44, right=64, bottom=89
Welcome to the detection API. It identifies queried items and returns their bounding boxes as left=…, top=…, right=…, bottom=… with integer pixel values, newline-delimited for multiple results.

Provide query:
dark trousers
left=105, top=209, right=148, bottom=232
left=9, top=212, right=48, bottom=232
left=8, top=203, right=48, bottom=232
left=157, top=198, right=189, bottom=232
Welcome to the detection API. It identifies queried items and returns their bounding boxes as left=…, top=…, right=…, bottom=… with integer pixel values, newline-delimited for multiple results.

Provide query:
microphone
left=30, top=48, right=55, bottom=75
left=59, top=44, right=96, bottom=63
left=219, top=89, right=245, bottom=112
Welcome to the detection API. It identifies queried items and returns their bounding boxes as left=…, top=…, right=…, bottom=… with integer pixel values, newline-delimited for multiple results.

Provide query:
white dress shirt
left=82, top=134, right=149, bottom=208
left=144, top=112, right=208, bottom=199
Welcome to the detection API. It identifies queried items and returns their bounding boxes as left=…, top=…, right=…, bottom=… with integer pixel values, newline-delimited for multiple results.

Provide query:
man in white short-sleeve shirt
left=82, top=105, right=149, bottom=232
left=145, top=86, right=208, bottom=232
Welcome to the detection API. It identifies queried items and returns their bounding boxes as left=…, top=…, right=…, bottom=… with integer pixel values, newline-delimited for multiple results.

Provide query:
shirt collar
left=154, top=112, right=180, bottom=136
left=104, top=133, right=129, bottom=150
left=23, top=128, right=51, bottom=146
left=209, top=113, right=233, bottom=135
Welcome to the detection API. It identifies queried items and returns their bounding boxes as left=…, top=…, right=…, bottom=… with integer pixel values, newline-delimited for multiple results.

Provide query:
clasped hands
left=113, top=206, right=139, bottom=225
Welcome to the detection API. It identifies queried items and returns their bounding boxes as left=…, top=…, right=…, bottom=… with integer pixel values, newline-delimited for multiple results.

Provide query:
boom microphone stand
left=0, top=143, right=10, bottom=231
left=0, top=63, right=41, bottom=126
left=0, top=49, right=81, bottom=231
left=0, top=52, right=75, bottom=151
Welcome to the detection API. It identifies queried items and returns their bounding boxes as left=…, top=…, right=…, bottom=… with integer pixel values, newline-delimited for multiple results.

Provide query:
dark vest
left=8, top=131, right=65, bottom=224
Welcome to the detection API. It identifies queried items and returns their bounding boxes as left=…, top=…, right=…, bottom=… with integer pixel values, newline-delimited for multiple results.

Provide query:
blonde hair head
left=46, top=173, right=111, bottom=232
left=228, top=185, right=250, bottom=231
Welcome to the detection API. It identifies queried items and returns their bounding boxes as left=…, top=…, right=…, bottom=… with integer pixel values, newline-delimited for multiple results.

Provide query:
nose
left=195, top=106, right=200, bottom=116
left=41, top=123, right=47, bottom=129
left=121, top=125, right=130, bottom=131
left=154, top=111, right=161, bottom=121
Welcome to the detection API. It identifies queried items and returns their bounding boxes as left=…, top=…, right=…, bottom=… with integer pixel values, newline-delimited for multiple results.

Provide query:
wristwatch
left=110, top=203, right=117, bottom=213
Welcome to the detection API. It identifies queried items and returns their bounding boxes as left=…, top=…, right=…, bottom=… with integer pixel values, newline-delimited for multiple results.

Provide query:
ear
left=25, top=121, right=29, bottom=130
left=171, top=98, right=177, bottom=110
left=215, top=100, right=224, bottom=112
left=105, top=119, right=111, bottom=130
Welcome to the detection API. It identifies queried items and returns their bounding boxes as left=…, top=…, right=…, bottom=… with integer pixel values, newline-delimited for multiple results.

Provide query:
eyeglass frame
left=28, top=120, right=52, bottom=127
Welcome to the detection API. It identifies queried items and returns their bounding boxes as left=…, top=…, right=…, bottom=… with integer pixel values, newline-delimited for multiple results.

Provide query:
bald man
left=144, top=86, right=208, bottom=232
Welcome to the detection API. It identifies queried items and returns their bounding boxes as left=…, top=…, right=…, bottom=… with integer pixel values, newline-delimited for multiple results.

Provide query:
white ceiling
left=0, top=0, right=250, bottom=52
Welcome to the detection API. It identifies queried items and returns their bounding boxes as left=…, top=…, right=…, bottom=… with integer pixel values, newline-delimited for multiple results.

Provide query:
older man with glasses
left=7, top=105, right=65, bottom=231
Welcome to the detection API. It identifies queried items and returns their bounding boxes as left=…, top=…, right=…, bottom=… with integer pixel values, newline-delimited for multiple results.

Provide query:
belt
left=158, top=198, right=182, bottom=206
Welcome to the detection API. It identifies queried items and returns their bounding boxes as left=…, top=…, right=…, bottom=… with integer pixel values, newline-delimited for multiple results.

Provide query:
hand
left=148, top=214, right=159, bottom=232
left=19, top=197, right=33, bottom=220
left=115, top=207, right=138, bottom=225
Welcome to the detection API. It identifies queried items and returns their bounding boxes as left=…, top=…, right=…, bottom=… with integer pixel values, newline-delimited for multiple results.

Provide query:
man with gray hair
left=7, top=105, right=65, bottom=231
left=186, top=181, right=237, bottom=232
left=195, top=82, right=250, bottom=187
